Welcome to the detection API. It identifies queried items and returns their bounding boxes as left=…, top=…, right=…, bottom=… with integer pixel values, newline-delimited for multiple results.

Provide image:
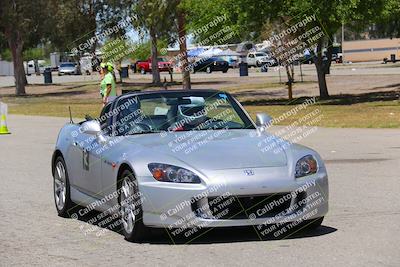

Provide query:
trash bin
left=261, top=64, right=268, bottom=72
left=44, top=68, right=52, bottom=84
left=390, top=54, right=396, bottom=63
left=239, top=62, right=248, bottom=76
left=121, top=67, right=129, bottom=78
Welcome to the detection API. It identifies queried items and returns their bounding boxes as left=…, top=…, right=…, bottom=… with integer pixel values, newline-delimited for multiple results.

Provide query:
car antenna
left=68, top=106, right=74, bottom=124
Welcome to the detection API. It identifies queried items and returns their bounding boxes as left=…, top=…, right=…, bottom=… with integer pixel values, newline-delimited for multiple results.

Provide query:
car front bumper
left=140, top=171, right=328, bottom=229
left=59, top=70, right=76, bottom=75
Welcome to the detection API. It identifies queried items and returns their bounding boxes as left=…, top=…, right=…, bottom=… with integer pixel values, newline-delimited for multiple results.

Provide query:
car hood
left=127, top=129, right=287, bottom=170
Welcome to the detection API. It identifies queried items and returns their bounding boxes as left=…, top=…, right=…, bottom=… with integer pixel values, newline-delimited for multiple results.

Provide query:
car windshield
left=60, top=63, right=74, bottom=67
left=112, top=91, right=255, bottom=136
left=256, top=53, right=266, bottom=57
left=210, top=57, right=224, bottom=61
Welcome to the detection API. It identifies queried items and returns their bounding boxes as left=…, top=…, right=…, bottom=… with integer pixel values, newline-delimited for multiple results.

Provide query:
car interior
left=93, top=95, right=245, bottom=136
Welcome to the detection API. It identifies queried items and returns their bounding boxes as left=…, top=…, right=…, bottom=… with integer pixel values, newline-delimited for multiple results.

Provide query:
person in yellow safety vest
left=100, top=62, right=117, bottom=106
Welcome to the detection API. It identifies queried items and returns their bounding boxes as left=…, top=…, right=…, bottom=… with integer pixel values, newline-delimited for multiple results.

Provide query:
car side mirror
left=82, top=120, right=107, bottom=144
left=256, top=113, right=273, bottom=127
left=82, top=120, right=101, bottom=135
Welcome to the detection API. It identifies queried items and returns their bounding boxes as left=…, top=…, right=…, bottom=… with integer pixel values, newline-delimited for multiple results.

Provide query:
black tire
left=119, top=169, right=149, bottom=242
left=206, top=66, right=212, bottom=73
left=256, top=61, right=262, bottom=67
left=53, top=156, right=74, bottom=218
left=304, top=217, right=324, bottom=230
left=222, top=69, right=228, bottom=73
left=140, top=68, right=146, bottom=75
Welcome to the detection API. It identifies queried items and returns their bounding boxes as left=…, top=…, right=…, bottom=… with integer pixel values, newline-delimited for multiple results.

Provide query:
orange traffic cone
left=0, top=102, right=11, bottom=134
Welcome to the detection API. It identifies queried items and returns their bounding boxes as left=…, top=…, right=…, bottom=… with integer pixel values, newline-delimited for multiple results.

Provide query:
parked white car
left=247, top=52, right=276, bottom=67
left=25, top=60, right=46, bottom=75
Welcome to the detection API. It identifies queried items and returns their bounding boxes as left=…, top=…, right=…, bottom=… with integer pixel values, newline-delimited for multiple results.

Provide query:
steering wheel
left=129, top=122, right=152, bottom=134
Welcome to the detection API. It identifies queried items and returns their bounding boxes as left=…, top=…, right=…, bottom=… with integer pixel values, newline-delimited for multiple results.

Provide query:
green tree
left=184, top=0, right=282, bottom=43
left=174, top=0, right=191, bottom=89
left=128, top=39, right=168, bottom=61
left=371, top=0, right=400, bottom=38
left=46, top=1, right=97, bottom=54
left=184, top=0, right=384, bottom=99
left=0, top=0, right=51, bottom=95
left=132, top=0, right=177, bottom=84
left=0, top=0, right=98, bottom=95
left=279, top=0, right=384, bottom=99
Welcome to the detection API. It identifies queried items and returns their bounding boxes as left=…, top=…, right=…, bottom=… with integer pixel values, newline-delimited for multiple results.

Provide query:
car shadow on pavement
left=147, top=225, right=337, bottom=245
left=73, top=209, right=337, bottom=244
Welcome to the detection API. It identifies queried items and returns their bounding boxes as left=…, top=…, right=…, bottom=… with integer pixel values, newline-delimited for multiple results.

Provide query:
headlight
left=148, top=163, right=201, bottom=183
left=295, top=155, right=318, bottom=178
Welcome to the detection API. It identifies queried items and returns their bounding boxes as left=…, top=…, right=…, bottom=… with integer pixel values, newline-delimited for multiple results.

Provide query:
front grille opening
left=199, top=192, right=307, bottom=220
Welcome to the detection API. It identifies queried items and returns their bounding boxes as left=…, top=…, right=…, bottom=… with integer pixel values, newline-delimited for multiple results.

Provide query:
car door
left=65, top=132, right=86, bottom=189
left=200, top=58, right=211, bottom=72
left=80, top=132, right=103, bottom=197
left=247, top=54, right=255, bottom=66
left=80, top=103, right=115, bottom=197
left=100, top=99, right=134, bottom=198
left=73, top=104, right=113, bottom=197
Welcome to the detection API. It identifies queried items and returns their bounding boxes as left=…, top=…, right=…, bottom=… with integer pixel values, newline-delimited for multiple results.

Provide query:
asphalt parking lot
left=0, top=115, right=399, bottom=266
left=1, top=61, right=399, bottom=88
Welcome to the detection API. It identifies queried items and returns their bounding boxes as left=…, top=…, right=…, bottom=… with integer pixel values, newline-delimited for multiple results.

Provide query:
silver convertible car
left=52, top=89, right=328, bottom=241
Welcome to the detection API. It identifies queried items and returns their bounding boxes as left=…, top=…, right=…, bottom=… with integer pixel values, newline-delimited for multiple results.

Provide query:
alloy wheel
left=120, top=177, right=136, bottom=234
left=54, top=161, right=66, bottom=211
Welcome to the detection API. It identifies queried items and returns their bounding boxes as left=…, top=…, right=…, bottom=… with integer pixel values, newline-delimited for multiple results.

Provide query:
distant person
left=100, top=63, right=116, bottom=106
left=99, top=62, right=106, bottom=98
left=99, top=62, right=106, bottom=79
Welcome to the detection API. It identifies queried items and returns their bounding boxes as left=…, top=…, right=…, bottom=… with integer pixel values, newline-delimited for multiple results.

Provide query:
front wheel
left=53, top=156, right=74, bottom=217
left=140, top=68, right=146, bottom=75
left=119, top=169, right=148, bottom=242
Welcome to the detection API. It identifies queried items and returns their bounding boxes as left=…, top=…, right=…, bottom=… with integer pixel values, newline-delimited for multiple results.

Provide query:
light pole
left=342, top=22, right=345, bottom=64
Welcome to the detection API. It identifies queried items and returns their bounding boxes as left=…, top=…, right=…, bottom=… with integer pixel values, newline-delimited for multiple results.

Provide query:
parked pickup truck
left=136, top=57, right=173, bottom=74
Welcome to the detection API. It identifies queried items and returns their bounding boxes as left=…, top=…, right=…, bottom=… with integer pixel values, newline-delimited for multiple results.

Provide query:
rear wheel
left=53, top=156, right=74, bottom=217
left=119, top=169, right=148, bottom=242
